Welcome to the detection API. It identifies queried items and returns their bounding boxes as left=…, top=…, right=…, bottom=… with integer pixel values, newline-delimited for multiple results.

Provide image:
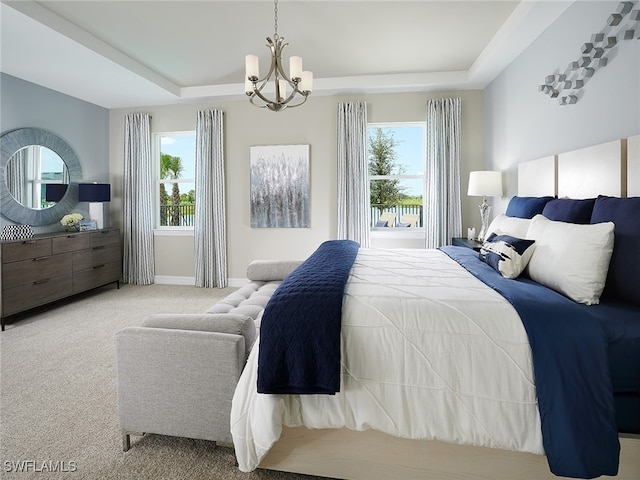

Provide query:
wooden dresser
left=1, top=229, right=121, bottom=330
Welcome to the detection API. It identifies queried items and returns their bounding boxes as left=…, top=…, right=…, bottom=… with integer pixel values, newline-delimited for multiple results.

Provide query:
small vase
left=65, top=225, right=80, bottom=232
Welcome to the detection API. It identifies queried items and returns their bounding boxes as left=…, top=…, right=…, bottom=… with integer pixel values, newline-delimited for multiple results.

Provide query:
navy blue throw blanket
left=257, top=240, right=359, bottom=395
left=440, top=246, right=619, bottom=479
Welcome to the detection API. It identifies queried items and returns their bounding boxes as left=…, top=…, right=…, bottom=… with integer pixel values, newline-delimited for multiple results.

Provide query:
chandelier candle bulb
left=301, top=71, right=313, bottom=92
left=246, top=55, right=259, bottom=80
left=279, top=79, right=287, bottom=101
left=290, top=56, right=302, bottom=80
left=245, top=78, right=253, bottom=94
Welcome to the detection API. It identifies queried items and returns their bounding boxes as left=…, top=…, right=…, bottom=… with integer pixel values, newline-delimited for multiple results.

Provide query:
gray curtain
left=425, top=98, right=462, bottom=249
left=194, top=109, right=227, bottom=288
left=337, top=101, right=370, bottom=247
left=123, top=113, right=155, bottom=285
left=6, top=148, right=26, bottom=205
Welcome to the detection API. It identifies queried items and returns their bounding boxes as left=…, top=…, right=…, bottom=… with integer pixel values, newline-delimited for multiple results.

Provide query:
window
left=154, top=132, right=196, bottom=228
left=368, top=123, right=425, bottom=229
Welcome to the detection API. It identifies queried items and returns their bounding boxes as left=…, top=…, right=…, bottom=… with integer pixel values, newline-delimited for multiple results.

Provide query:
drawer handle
left=93, top=264, right=106, bottom=269
left=67, top=235, right=78, bottom=238
left=93, top=246, right=106, bottom=250
left=33, top=256, right=50, bottom=262
left=22, top=240, right=36, bottom=244
left=33, top=279, right=50, bottom=285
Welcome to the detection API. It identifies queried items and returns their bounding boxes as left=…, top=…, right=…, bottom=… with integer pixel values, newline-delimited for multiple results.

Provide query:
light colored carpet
left=0, top=283, right=330, bottom=479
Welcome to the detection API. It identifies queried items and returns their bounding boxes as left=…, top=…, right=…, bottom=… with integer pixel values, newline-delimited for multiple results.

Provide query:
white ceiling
left=0, top=0, right=574, bottom=109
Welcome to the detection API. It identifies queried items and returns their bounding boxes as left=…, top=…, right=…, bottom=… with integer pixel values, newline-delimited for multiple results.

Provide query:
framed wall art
left=250, top=144, right=310, bottom=228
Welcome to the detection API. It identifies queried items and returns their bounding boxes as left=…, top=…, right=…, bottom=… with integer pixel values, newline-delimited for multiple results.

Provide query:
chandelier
left=245, top=0, right=313, bottom=112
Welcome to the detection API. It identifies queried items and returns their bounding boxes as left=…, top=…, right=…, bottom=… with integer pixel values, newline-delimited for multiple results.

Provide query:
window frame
left=367, top=121, right=426, bottom=232
left=152, top=131, right=196, bottom=231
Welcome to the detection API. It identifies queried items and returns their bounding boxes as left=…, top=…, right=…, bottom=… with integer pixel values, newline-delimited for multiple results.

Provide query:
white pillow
left=486, top=214, right=531, bottom=239
left=525, top=214, right=614, bottom=305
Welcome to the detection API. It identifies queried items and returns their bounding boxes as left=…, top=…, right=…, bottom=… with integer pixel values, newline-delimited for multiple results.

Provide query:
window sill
left=153, top=228, right=194, bottom=237
left=370, top=228, right=425, bottom=239
left=370, top=228, right=425, bottom=249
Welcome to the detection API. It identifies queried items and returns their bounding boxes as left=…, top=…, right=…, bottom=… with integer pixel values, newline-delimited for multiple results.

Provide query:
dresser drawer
left=2, top=253, right=73, bottom=289
left=52, top=234, right=91, bottom=254
left=2, top=238, right=52, bottom=263
left=91, top=230, right=120, bottom=248
left=2, top=273, right=73, bottom=316
left=73, top=262, right=121, bottom=293
left=73, top=244, right=120, bottom=272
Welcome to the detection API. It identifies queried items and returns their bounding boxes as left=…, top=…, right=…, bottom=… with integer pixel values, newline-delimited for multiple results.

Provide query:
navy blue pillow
left=505, top=196, right=554, bottom=219
left=590, top=196, right=640, bottom=306
left=375, top=220, right=388, bottom=227
left=542, top=198, right=596, bottom=224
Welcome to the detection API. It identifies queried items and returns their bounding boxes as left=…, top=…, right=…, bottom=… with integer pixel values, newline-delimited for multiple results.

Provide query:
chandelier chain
left=273, top=0, right=279, bottom=39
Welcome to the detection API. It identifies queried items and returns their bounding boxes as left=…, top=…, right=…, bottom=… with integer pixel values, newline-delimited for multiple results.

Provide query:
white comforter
left=231, top=248, right=544, bottom=472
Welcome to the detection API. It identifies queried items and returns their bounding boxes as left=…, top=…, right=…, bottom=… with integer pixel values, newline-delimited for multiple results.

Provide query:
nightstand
left=451, top=237, right=483, bottom=251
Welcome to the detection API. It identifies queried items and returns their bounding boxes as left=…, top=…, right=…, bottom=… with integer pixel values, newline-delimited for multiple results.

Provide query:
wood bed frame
left=261, top=428, right=640, bottom=480
left=258, top=135, right=640, bottom=480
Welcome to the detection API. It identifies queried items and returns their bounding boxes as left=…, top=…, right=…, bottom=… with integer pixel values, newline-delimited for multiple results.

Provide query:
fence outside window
left=159, top=203, right=195, bottom=227
left=159, top=203, right=422, bottom=228
left=371, top=204, right=423, bottom=228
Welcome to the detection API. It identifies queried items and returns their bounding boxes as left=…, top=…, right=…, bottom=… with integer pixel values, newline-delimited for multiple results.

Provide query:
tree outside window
left=155, top=133, right=196, bottom=228
left=368, top=124, right=425, bottom=228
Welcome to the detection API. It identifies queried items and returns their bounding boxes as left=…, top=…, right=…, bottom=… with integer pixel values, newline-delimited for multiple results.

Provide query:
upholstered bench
left=115, top=260, right=301, bottom=451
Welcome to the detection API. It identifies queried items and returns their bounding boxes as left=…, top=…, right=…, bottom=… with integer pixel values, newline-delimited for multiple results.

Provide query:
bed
left=230, top=136, right=640, bottom=480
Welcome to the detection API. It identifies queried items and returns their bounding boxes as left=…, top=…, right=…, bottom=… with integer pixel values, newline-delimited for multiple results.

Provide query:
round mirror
left=6, top=145, right=68, bottom=209
left=1, top=128, right=82, bottom=226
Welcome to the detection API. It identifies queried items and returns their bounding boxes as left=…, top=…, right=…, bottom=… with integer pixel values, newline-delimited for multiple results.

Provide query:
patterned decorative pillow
left=375, top=220, right=388, bottom=227
left=479, top=233, right=536, bottom=279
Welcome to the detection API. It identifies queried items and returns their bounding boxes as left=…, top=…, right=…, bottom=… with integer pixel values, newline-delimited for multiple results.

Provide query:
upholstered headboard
left=513, top=134, right=640, bottom=310
left=518, top=134, right=640, bottom=199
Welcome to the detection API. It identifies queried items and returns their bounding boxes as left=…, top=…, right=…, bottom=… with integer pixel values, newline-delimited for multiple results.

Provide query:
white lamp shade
left=468, top=171, right=503, bottom=197
left=289, top=56, right=302, bottom=80
left=300, top=71, right=313, bottom=92
left=278, top=79, right=287, bottom=101
left=245, top=55, right=259, bottom=79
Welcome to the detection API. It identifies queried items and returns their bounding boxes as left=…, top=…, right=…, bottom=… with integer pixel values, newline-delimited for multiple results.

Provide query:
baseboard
left=228, top=277, right=249, bottom=288
left=153, top=275, right=248, bottom=288
left=154, top=275, right=195, bottom=285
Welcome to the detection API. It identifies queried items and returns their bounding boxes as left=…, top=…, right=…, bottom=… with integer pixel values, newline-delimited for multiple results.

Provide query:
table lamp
left=44, top=184, right=68, bottom=203
left=79, top=183, right=111, bottom=229
left=467, top=171, right=503, bottom=242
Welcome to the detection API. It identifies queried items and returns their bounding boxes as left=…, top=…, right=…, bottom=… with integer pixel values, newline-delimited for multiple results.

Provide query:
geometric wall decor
left=539, top=1, right=639, bottom=106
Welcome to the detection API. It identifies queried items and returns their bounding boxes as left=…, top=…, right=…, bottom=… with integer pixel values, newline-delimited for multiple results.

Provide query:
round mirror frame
left=0, top=128, right=82, bottom=226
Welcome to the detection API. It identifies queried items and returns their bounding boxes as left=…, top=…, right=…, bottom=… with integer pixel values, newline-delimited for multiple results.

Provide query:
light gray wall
left=109, top=90, right=484, bottom=281
left=0, top=73, right=110, bottom=231
left=484, top=1, right=640, bottom=213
